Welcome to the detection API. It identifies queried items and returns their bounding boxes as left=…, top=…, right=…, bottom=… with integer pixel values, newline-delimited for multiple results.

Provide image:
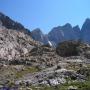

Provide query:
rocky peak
left=62, top=23, right=72, bottom=29
left=50, top=26, right=62, bottom=32
left=31, top=28, right=43, bottom=36
left=81, top=18, right=90, bottom=43
left=81, top=18, right=90, bottom=31
left=85, top=18, right=90, bottom=23
left=48, top=23, right=78, bottom=44
left=31, top=28, right=49, bottom=44
left=73, top=25, right=80, bottom=32
left=48, top=26, right=62, bottom=44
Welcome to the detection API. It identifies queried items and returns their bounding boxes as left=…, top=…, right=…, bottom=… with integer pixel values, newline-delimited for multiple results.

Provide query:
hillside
left=0, top=12, right=90, bottom=90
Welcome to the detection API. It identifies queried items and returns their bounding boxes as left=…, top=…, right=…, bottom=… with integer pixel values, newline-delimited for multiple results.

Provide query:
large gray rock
left=0, top=28, right=39, bottom=61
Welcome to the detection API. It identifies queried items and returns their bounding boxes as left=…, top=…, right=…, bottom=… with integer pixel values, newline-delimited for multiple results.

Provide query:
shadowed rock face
left=48, top=23, right=79, bottom=44
left=0, top=12, right=31, bottom=35
left=81, top=18, right=90, bottom=43
left=31, top=28, right=49, bottom=44
left=73, top=25, right=81, bottom=39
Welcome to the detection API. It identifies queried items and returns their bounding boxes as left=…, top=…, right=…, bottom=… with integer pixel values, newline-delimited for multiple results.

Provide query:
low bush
left=56, top=41, right=81, bottom=57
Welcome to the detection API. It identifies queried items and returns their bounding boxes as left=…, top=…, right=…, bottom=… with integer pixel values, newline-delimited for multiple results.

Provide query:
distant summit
left=31, top=18, right=90, bottom=46
left=48, top=23, right=80, bottom=44
left=31, top=28, right=49, bottom=44
left=81, top=18, right=90, bottom=43
left=81, top=18, right=90, bottom=32
left=31, top=23, right=81, bottom=47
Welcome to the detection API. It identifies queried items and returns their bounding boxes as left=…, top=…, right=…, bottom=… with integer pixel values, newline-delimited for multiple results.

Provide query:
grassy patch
left=16, top=66, right=40, bottom=78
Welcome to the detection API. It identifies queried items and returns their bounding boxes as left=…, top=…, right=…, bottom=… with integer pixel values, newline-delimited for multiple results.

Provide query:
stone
left=68, top=86, right=78, bottom=90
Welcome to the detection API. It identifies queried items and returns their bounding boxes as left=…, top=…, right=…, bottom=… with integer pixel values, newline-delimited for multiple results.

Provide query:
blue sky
left=0, top=0, right=90, bottom=33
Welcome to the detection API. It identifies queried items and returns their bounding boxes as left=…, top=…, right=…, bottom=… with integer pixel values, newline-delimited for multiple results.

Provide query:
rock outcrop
left=0, top=27, right=40, bottom=61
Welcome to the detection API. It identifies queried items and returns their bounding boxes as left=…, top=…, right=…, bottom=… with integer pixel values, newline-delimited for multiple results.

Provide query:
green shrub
left=56, top=41, right=80, bottom=57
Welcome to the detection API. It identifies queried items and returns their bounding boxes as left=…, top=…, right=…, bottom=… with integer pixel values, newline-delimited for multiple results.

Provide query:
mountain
left=31, top=28, right=49, bottom=44
left=0, top=12, right=31, bottom=35
left=31, top=23, right=81, bottom=46
left=31, top=28, right=57, bottom=47
left=1, top=12, right=90, bottom=48
left=81, top=18, right=90, bottom=43
left=48, top=23, right=80, bottom=44
left=0, top=12, right=40, bottom=61
left=0, top=13, right=90, bottom=89
left=31, top=18, right=90, bottom=46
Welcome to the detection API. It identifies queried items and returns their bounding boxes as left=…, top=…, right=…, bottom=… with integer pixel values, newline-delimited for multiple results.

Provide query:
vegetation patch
left=16, top=66, right=40, bottom=78
left=56, top=40, right=81, bottom=57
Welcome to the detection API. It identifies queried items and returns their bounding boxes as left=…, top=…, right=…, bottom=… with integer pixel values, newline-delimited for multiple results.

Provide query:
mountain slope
left=0, top=12, right=40, bottom=61
left=0, top=27, right=40, bottom=61
left=0, top=12, right=31, bottom=35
